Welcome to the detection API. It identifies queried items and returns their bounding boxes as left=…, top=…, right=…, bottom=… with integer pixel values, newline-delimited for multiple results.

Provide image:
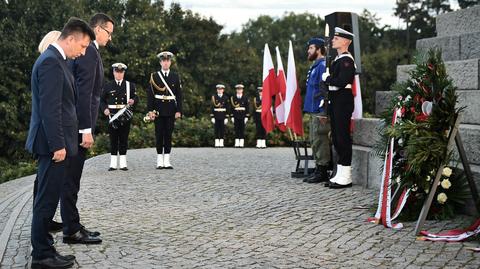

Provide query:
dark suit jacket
left=25, top=45, right=78, bottom=156
left=100, top=80, right=139, bottom=113
left=69, top=42, right=104, bottom=133
left=147, top=71, right=183, bottom=117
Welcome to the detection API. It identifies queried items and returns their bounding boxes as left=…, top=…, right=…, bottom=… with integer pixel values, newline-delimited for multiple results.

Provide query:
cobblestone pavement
left=1, top=148, right=479, bottom=268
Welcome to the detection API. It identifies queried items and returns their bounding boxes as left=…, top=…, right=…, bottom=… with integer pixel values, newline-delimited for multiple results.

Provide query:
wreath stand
left=414, top=113, right=480, bottom=234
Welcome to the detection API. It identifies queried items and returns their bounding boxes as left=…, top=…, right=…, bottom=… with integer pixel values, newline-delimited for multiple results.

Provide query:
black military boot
left=307, top=165, right=328, bottom=183
left=303, top=165, right=320, bottom=182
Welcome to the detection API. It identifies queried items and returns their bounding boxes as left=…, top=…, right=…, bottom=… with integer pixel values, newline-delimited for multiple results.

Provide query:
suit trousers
left=109, top=121, right=131, bottom=155
left=155, top=116, right=175, bottom=154
left=31, top=155, right=68, bottom=259
left=329, top=89, right=354, bottom=166
left=61, top=140, right=86, bottom=236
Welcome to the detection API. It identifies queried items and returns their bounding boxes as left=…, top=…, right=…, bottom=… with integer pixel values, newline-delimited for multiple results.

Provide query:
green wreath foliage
left=375, top=49, right=469, bottom=220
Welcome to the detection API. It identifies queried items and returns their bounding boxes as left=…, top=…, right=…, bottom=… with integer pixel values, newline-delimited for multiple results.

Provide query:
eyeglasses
left=99, top=26, right=112, bottom=37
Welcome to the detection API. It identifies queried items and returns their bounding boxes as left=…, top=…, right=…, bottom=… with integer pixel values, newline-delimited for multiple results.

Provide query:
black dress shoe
left=164, top=166, right=173, bottom=169
left=54, top=252, right=76, bottom=262
left=80, top=225, right=101, bottom=237
left=48, top=220, right=63, bottom=233
left=329, top=182, right=353, bottom=189
left=108, top=167, right=116, bottom=171
left=156, top=166, right=164, bottom=169
left=119, top=167, right=128, bottom=171
left=324, top=181, right=332, bottom=187
left=31, top=255, right=73, bottom=269
left=63, top=229, right=102, bottom=244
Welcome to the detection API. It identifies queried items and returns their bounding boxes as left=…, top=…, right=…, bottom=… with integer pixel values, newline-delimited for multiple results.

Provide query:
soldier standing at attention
left=146, top=51, right=183, bottom=169
left=100, top=63, right=138, bottom=171
left=303, top=38, right=331, bottom=184
left=210, top=84, right=229, bottom=148
left=253, top=86, right=266, bottom=148
left=322, top=27, right=356, bottom=189
left=231, top=84, right=249, bottom=148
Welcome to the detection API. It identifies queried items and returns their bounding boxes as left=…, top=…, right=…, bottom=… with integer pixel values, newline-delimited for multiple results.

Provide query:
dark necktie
left=164, top=72, right=167, bottom=77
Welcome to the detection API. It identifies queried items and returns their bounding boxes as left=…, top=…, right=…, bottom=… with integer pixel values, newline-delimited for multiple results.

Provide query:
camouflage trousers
left=309, top=113, right=331, bottom=166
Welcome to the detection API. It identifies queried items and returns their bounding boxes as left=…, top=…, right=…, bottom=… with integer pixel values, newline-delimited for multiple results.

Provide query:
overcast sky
left=164, top=0, right=407, bottom=33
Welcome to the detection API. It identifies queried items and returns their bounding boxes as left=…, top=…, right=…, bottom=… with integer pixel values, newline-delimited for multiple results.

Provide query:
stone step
left=375, top=90, right=480, bottom=125
left=353, top=143, right=479, bottom=215
left=352, top=145, right=383, bottom=189
left=397, top=59, right=480, bottom=90
left=416, top=31, right=480, bottom=61
left=436, top=5, right=480, bottom=37
left=352, top=119, right=480, bottom=166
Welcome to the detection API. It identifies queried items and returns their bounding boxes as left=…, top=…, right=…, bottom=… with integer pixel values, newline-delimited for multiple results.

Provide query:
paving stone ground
left=0, top=147, right=479, bottom=268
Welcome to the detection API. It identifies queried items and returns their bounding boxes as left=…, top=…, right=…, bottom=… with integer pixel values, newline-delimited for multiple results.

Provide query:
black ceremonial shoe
left=63, top=229, right=102, bottom=244
left=54, top=252, right=76, bottom=262
left=31, top=255, right=74, bottom=269
left=80, top=225, right=101, bottom=237
left=329, top=182, right=353, bottom=189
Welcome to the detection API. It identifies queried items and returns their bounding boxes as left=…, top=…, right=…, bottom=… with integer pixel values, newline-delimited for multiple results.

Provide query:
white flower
left=412, top=184, right=418, bottom=192
left=398, top=138, right=404, bottom=146
left=441, top=179, right=452, bottom=190
left=425, top=188, right=429, bottom=194
left=395, top=177, right=401, bottom=184
left=437, top=193, right=448, bottom=204
left=426, top=176, right=431, bottom=182
left=442, top=167, right=453, bottom=177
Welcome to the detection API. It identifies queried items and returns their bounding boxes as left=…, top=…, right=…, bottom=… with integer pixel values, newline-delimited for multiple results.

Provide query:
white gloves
left=321, top=71, right=330, bottom=82
left=244, top=118, right=248, bottom=124
left=211, top=118, right=215, bottom=124
left=319, top=99, right=325, bottom=108
left=224, top=119, right=228, bottom=125
left=231, top=118, right=235, bottom=123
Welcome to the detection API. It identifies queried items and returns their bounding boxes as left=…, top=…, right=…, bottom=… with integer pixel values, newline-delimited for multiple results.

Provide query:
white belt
left=214, top=108, right=227, bottom=112
left=256, top=109, right=262, bottom=112
left=329, top=84, right=352, bottom=91
left=155, top=95, right=175, bottom=100
left=108, top=104, right=126, bottom=109
left=234, top=107, right=246, bottom=111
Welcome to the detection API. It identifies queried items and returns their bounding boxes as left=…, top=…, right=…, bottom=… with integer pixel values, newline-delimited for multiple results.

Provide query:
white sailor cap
left=111, top=62, right=127, bottom=70
left=157, top=51, right=174, bottom=60
left=334, top=27, right=354, bottom=40
left=216, top=84, right=226, bottom=89
left=235, top=84, right=245, bottom=89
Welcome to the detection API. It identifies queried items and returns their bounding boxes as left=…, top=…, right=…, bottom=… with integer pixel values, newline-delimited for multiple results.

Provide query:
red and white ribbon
left=368, top=108, right=410, bottom=229
left=418, top=219, right=480, bottom=242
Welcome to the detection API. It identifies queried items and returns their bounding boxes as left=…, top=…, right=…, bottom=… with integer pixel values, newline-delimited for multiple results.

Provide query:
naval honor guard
left=211, top=84, right=229, bottom=148
left=253, top=87, right=266, bottom=148
left=322, top=27, right=356, bottom=189
left=146, top=51, right=183, bottom=169
left=231, top=84, right=249, bottom=148
left=100, top=62, right=138, bottom=171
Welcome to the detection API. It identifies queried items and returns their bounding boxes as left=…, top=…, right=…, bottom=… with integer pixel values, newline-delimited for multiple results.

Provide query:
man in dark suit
left=146, top=51, right=183, bottom=169
left=26, top=17, right=95, bottom=269
left=62, top=13, right=114, bottom=245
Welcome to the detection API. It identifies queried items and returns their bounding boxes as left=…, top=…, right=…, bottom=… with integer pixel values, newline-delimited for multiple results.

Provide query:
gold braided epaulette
left=150, top=73, right=166, bottom=92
